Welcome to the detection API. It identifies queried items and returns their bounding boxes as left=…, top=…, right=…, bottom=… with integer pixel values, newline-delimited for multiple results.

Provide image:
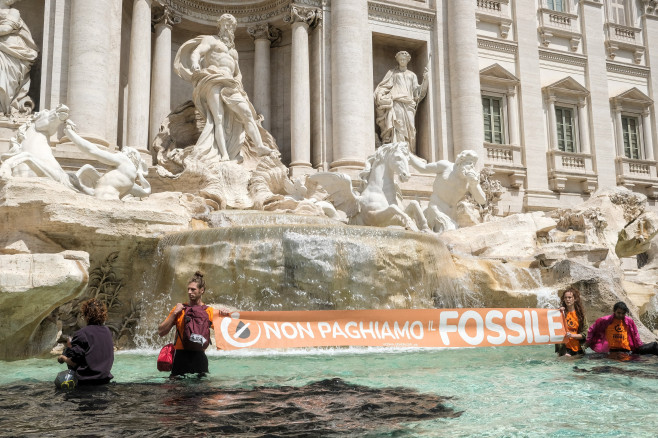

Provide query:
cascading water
left=132, top=211, right=479, bottom=348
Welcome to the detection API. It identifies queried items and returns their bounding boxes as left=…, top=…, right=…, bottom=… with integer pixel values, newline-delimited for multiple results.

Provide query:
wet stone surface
left=0, top=378, right=461, bottom=437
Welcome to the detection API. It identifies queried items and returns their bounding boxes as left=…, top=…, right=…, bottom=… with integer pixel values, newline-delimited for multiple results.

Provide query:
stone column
left=614, top=107, right=624, bottom=156
left=578, top=101, right=591, bottom=154
left=447, top=0, right=484, bottom=160
left=643, top=110, right=654, bottom=160
left=330, top=0, right=374, bottom=172
left=248, top=24, right=281, bottom=131
left=126, top=0, right=153, bottom=151
left=507, top=87, right=519, bottom=146
left=67, top=0, right=121, bottom=147
left=149, top=6, right=180, bottom=148
left=286, top=6, right=319, bottom=176
left=582, top=0, right=617, bottom=187
left=547, top=96, right=558, bottom=150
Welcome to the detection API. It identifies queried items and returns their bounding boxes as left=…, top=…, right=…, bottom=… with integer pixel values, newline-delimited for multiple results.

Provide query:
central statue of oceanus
left=309, top=142, right=429, bottom=232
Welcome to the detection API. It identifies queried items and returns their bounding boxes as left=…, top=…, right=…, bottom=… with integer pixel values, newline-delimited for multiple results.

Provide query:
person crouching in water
left=556, top=287, right=587, bottom=357
left=158, top=271, right=215, bottom=377
left=57, top=298, right=114, bottom=385
left=586, top=301, right=658, bottom=356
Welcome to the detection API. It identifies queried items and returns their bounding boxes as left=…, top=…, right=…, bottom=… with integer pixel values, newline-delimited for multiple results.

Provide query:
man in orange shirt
left=158, top=271, right=229, bottom=377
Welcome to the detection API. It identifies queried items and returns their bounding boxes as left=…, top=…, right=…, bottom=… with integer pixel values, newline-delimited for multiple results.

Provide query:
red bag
left=157, top=343, right=175, bottom=372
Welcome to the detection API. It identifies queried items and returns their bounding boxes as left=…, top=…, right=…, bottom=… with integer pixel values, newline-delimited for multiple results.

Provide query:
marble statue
left=0, top=0, right=38, bottom=116
left=0, top=105, right=150, bottom=201
left=409, top=150, right=486, bottom=233
left=310, top=142, right=429, bottom=232
left=374, top=51, right=428, bottom=154
left=0, top=105, right=76, bottom=188
left=63, top=122, right=151, bottom=200
left=174, top=13, right=274, bottom=163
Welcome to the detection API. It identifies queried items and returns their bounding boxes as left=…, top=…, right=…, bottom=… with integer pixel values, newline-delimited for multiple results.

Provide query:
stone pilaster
left=248, top=24, right=281, bottom=131
left=149, top=5, right=180, bottom=149
left=330, top=0, right=374, bottom=173
left=582, top=0, right=617, bottom=188
left=516, top=0, right=550, bottom=200
left=447, top=0, right=483, bottom=161
left=642, top=8, right=658, bottom=163
left=126, top=0, right=153, bottom=152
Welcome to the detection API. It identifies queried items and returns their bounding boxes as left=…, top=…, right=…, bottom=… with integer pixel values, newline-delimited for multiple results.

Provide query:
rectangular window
left=622, top=116, right=641, bottom=159
left=609, top=0, right=627, bottom=26
left=482, top=96, right=504, bottom=144
left=555, top=106, right=576, bottom=152
left=547, top=0, right=565, bottom=12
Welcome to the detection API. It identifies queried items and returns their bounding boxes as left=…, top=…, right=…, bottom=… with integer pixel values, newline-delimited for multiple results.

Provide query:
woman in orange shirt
left=556, top=287, right=587, bottom=357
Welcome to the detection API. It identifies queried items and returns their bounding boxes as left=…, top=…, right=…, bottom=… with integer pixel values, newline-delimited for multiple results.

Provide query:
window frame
left=607, top=0, right=633, bottom=26
left=620, top=113, right=644, bottom=159
left=482, top=93, right=507, bottom=145
left=546, top=0, right=567, bottom=13
left=554, top=105, right=579, bottom=153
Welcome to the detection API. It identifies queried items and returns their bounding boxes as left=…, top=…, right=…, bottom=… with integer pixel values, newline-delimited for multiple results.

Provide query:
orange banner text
left=213, top=308, right=566, bottom=350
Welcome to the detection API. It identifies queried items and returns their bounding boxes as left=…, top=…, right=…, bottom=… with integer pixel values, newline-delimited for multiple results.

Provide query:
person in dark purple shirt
left=57, top=298, right=114, bottom=385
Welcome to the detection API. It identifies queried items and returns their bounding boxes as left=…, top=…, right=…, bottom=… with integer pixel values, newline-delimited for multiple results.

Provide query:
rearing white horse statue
left=309, top=142, right=429, bottom=232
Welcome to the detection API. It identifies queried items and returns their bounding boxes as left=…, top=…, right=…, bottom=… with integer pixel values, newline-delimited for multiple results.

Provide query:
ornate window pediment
left=611, top=87, right=653, bottom=109
left=543, top=77, right=589, bottom=101
left=480, top=63, right=519, bottom=88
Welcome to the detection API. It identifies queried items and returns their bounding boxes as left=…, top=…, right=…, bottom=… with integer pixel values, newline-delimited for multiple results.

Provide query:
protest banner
left=213, top=308, right=565, bottom=350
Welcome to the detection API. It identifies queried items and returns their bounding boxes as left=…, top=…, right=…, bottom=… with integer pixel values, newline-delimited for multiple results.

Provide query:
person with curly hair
left=57, top=298, right=114, bottom=385
left=555, top=287, right=587, bottom=356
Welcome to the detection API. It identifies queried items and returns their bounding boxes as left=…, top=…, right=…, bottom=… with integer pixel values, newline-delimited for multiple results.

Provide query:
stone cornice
left=477, top=37, right=518, bottom=54
left=538, top=49, right=587, bottom=67
left=368, top=1, right=435, bottom=31
left=606, top=62, right=650, bottom=78
left=161, top=0, right=324, bottom=26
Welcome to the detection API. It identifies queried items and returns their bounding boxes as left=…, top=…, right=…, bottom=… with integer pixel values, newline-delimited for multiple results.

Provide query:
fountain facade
left=0, top=1, right=657, bottom=360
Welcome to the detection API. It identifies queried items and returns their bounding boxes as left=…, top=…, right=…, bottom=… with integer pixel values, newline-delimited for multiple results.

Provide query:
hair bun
left=195, top=270, right=204, bottom=278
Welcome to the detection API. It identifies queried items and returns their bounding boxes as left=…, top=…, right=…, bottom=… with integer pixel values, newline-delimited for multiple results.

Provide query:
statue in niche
left=374, top=51, right=428, bottom=154
left=174, top=13, right=275, bottom=163
left=409, top=150, right=486, bottom=234
left=0, top=0, right=38, bottom=117
left=0, top=105, right=151, bottom=201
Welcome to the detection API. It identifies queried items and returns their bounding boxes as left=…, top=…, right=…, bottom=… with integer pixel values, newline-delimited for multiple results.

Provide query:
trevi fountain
left=1, top=0, right=658, bottom=436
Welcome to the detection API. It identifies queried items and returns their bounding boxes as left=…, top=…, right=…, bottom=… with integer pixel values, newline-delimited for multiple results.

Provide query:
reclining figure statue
left=0, top=105, right=151, bottom=200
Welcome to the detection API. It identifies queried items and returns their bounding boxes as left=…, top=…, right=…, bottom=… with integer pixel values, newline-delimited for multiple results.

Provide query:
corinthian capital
left=152, top=5, right=181, bottom=28
left=247, top=23, right=282, bottom=45
left=285, top=5, right=322, bottom=29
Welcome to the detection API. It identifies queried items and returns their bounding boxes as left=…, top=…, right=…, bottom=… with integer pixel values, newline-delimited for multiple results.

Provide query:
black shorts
left=170, top=349, right=209, bottom=376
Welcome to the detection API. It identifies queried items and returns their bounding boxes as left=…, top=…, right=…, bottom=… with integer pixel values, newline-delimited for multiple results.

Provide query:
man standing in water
left=159, top=272, right=224, bottom=377
left=174, top=14, right=273, bottom=162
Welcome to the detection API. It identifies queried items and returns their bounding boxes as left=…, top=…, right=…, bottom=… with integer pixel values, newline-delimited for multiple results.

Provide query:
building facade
left=10, top=0, right=658, bottom=213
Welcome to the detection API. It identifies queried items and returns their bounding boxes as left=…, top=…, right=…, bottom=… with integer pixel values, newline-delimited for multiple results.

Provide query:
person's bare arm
left=158, top=303, right=184, bottom=337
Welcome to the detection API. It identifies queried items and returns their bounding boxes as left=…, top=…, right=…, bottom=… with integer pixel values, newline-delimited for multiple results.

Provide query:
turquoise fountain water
left=2, top=346, right=658, bottom=436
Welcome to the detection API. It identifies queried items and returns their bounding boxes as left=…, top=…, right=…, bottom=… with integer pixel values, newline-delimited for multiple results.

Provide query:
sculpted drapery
left=374, top=51, right=428, bottom=154
left=0, top=3, right=38, bottom=115
left=173, top=14, right=274, bottom=163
